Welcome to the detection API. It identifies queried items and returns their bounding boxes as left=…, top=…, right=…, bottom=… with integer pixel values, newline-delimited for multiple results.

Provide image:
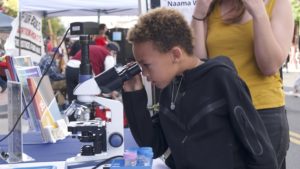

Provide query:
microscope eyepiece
left=94, top=62, right=141, bottom=93
left=119, top=62, right=141, bottom=81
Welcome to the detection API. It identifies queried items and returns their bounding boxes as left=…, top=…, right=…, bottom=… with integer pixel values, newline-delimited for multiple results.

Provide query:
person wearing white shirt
left=105, top=42, right=120, bottom=71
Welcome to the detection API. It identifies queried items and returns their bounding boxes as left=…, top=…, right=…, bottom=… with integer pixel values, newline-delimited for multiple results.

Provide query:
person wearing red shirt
left=46, top=37, right=53, bottom=53
left=72, top=45, right=109, bottom=75
left=95, top=24, right=108, bottom=47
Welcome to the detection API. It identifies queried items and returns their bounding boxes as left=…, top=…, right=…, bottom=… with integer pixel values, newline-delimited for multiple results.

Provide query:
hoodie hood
left=180, top=56, right=237, bottom=91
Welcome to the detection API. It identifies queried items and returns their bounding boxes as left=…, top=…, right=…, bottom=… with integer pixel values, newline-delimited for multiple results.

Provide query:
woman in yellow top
left=192, top=0, right=293, bottom=168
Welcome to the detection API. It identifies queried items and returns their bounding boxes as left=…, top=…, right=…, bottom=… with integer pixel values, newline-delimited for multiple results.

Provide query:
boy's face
left=133, top=41, right=176, bottom=89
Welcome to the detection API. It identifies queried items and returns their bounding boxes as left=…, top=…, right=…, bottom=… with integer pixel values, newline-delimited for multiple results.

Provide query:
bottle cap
left=124, top=151, right=137, bottom=160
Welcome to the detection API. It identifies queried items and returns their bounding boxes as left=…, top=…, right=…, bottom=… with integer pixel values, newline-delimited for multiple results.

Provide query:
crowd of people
left=40, top=24, right=120, bottom=109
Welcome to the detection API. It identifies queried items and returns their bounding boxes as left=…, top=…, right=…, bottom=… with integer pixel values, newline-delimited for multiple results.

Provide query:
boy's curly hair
left=127, top=8, right=194, bottom=55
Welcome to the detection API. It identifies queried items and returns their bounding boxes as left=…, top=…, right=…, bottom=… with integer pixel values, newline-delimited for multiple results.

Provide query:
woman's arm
left=191, top=0, right=213, bottom=59
left=191, top=19, right=208, bottom=59
left=244, top=0, right=294, bottom=75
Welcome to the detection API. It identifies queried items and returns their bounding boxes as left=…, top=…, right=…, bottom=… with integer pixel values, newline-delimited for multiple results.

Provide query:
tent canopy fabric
left=19, top=0, right=140, bottom=17
left=0, top=13, right=13, bottom=32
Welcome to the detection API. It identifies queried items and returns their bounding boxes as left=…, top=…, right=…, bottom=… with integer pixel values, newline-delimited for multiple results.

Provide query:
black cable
left=0, top=27, right=70, bottom=143
left=91, top=155, right=123, bottom=169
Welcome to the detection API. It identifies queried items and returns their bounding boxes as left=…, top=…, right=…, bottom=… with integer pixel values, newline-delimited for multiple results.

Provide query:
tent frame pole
left=18, top=12, right=21, bottom=56
left=97, top=10, right=100, bottom=24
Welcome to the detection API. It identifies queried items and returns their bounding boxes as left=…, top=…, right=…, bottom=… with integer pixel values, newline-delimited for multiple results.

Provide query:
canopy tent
left=13, top=0, right=141, bottom=60
left=0, top=13, right=13, bottom=32
left=7, top=0, right=141, bottom=62
left=19, top=0, right=140, bottom=17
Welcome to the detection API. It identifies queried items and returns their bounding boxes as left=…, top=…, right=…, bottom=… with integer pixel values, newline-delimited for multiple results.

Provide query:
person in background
left=122, top=8, right=277, bottom=169
left=294, top=74, right=300, bottom=96
left=39, top=47, right=65, bottom=81
left=0, top=54, right=6, bottom=93
left=101, top=42, right=122, bottom=97
left=65, top=41, right=81, bottom=100
left=104, top=41, right=120, bottom=71
left=282, top=55, right=290, bottom=73
left=95, top=24, right=109, bottom=47
left=46, top=36, right=53, bottom=53
left=54, top=48, right=66, bottom=74
left=0, top=77, right=6, bottom=93
left=192, top=0, right=293, bottom=168
left=39, top=47, right=66, bottom=106
left=68, top=40, right=81, bottom=59
left=64, top=37, right=72, bottom=60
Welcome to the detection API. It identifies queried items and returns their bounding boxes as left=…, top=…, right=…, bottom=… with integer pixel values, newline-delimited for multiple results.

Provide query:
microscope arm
left=73, top=63, right=141, bottom=103
left=73, top=78, right=101, bottom=96
left=72, top=77, right=101, bottom=103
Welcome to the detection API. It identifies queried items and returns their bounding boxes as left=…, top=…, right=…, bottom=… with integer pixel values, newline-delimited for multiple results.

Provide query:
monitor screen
left=112, top=31, right=122, bottom=41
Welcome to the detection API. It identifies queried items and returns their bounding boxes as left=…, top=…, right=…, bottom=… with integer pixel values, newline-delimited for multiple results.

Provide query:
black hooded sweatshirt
left=122, top=56, right=277, bottom=169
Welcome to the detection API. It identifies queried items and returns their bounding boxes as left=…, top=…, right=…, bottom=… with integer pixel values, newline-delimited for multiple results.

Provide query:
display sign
left=4, top=12, right=44, bottom=63
left=160, top=0, right=196, bottom=22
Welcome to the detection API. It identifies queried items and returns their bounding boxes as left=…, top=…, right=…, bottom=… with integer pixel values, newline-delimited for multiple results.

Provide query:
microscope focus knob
left=81, top=145, right=95, bottom=156
left=109, top=133, right=123, bottom=147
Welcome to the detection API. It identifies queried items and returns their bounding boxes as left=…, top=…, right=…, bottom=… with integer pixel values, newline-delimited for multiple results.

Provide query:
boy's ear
left=171, top=46, right=182, bottom=63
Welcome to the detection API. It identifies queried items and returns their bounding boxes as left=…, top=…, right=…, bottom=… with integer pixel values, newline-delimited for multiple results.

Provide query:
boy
left=122, top=8, right=277, bottom=169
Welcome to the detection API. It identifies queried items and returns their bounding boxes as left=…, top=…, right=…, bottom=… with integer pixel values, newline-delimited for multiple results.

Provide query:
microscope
left=64, top=22, right=141, bottom=166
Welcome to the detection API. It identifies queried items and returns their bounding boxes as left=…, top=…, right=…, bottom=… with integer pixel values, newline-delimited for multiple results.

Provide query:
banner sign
left=160, top=0, right=196, bottom=22
left=5, top=12, right=44, bottom=63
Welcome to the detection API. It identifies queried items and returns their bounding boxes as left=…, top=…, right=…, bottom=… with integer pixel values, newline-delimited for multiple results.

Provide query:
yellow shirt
left=206, top=0, right=284, bottom=109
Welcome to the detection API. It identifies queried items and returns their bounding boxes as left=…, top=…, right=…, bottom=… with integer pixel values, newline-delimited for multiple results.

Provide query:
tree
left=2, top=0, right=18, bottom=17
left=2, top=0, right=65, bottom=41
left=42, top=18, right=66, bottom=38
left=291, top=0, right=300, bottom=23
left=291, top=0, right=300, bottom=44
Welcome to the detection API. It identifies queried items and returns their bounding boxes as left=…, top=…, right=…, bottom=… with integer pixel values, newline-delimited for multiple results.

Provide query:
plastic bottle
left=138, top=147, right=153, bottom=166
left=124, top=151, right=137, bottom=166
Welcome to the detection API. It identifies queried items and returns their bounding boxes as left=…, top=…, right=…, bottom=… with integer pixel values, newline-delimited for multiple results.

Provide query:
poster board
left=4, top=12, right=44, bottom=63
left=152, top=0, right=196, bottom=22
